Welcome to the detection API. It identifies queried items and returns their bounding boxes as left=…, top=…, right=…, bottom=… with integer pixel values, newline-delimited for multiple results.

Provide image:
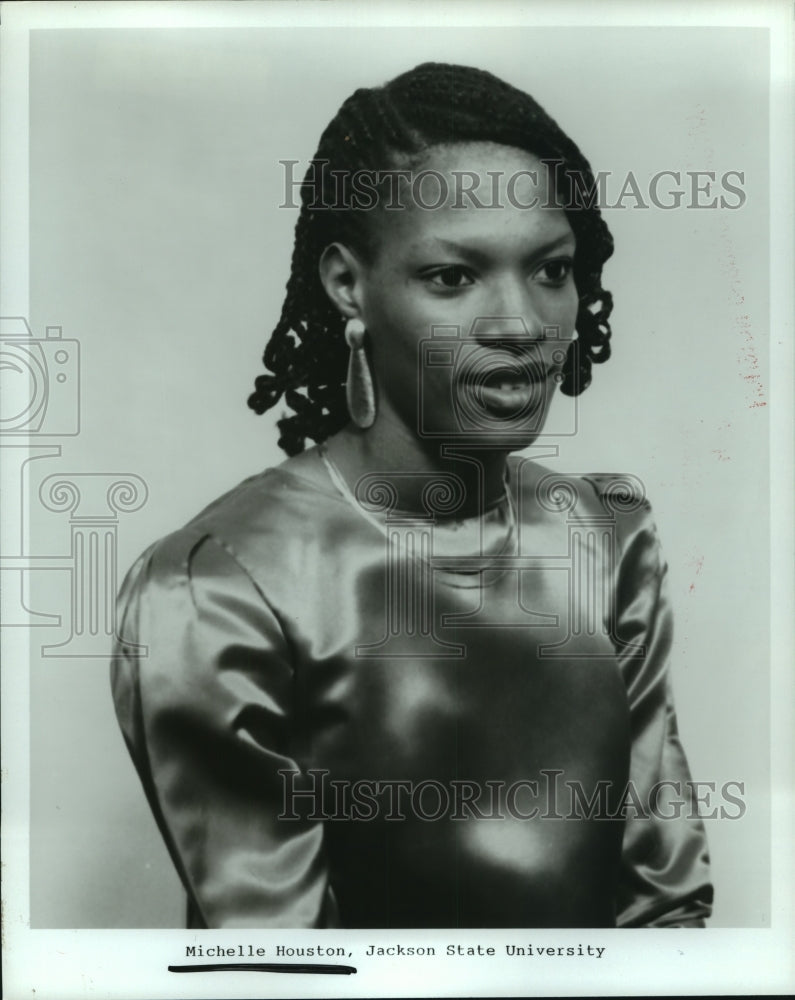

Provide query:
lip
left=476, top=382, right=538, bottom=416
left=457, top=360, right=556, bottom=419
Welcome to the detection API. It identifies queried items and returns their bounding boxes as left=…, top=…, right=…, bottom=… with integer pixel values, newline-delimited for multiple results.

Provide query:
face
left=346, top=143, right=579, bottom=452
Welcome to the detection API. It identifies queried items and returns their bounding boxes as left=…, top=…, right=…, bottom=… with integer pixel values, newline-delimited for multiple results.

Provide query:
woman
left=111, top=62, right=713, bottom=929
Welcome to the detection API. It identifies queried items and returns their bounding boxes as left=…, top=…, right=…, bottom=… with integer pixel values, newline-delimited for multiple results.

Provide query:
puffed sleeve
left=110, top=530, right=338, bottom=929
left=604, top=492, right=714, bottom=927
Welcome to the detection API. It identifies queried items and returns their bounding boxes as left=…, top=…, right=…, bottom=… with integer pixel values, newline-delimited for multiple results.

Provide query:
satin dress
left=110, top=450, right=713, bottom=929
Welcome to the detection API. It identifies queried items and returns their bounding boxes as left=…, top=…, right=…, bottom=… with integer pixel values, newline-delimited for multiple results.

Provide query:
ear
left=318, top=242, right=367, bottom=319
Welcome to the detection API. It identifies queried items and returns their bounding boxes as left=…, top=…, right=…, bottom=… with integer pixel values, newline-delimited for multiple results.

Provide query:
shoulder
left=185, top=460, right=333, bottom=537
left=114, top=519, right=290, bottom=673
left=119, top=456, right=344, bottom=604
left=509, top=456, right=660, bottom=557
left=510, top=456, right=650, bottom=516
left=578, top=472, right=652, bottom=520
left=112, top=467, right=314, bottom=706
left=115, top=529, right=252, bottom=644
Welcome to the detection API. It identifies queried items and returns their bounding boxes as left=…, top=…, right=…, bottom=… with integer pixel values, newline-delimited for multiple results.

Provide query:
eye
left=423, top=265, right=475, bottom=289
left=536, top=258, right=574, bottom=286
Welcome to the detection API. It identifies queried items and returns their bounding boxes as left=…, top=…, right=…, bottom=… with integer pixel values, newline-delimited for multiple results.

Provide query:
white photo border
left=1, top=1, right=793, bottom=997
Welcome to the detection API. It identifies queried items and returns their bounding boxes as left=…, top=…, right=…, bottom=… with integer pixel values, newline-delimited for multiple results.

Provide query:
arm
left=589, top=481, right=714, bottom=927
left=110, top=530, right=337, bottom=929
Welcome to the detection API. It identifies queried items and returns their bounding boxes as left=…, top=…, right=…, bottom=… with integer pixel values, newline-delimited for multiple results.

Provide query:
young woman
left=111, top=62, right=713, bottom=929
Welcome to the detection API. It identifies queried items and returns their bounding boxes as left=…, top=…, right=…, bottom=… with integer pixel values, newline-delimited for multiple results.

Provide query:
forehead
left=411, top=142, right=553, bottom=198
left=366, top=142, right=572, bottom=259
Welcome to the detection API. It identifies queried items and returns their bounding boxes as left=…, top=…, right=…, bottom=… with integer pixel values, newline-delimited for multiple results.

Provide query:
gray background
left=27, top=26, right=769, bottom=927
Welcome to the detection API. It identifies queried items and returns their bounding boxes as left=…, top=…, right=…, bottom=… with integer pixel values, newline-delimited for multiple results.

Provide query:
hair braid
left=248, top=62, right=615, bottom=454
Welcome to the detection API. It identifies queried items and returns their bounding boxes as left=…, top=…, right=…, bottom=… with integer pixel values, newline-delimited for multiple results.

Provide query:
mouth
left=467, top=360, right=554, bottom=418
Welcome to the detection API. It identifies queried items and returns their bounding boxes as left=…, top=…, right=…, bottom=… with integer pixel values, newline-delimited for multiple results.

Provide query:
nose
left=465, top=288, right=568, bottom=385
left=469, top=314, right=536, bottom=348
left=469, top=279, right=549, bottom=349
left=469, top=316, right=563, bottom=362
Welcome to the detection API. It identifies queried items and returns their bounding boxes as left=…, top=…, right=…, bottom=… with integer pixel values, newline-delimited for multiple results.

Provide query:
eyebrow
left=422, top=232, right=577, bottom=265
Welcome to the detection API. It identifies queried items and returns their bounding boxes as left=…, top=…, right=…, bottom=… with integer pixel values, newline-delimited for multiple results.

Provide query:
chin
left=421, top=421, right=550, bottom=455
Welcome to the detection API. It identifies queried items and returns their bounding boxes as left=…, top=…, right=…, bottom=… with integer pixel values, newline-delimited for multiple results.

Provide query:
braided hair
left=248, top=62, right=615, bottom=456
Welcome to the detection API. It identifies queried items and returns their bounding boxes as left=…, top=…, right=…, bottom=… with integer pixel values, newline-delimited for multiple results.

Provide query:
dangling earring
left=344, top=317, right=376, bottom=429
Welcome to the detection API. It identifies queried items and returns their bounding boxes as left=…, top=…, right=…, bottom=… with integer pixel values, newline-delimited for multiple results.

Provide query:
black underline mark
left=168, top=962, right=357, bottom=975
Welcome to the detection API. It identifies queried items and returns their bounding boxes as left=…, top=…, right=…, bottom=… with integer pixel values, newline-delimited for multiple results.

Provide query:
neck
left=323, top=417, right=511, bottom=518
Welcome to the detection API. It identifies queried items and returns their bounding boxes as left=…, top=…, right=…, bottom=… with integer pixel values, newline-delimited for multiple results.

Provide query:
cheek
left=363, top=281, right=427, bottom=368
left=538, top=290, right=579, bottom=345
left=364, top=309, right=422, bottom=405
left=560, top=285, right=581, bottom=329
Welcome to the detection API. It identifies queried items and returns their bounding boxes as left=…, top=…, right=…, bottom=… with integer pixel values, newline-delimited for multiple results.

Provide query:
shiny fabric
left=110, top=453, right=713, bottom=929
